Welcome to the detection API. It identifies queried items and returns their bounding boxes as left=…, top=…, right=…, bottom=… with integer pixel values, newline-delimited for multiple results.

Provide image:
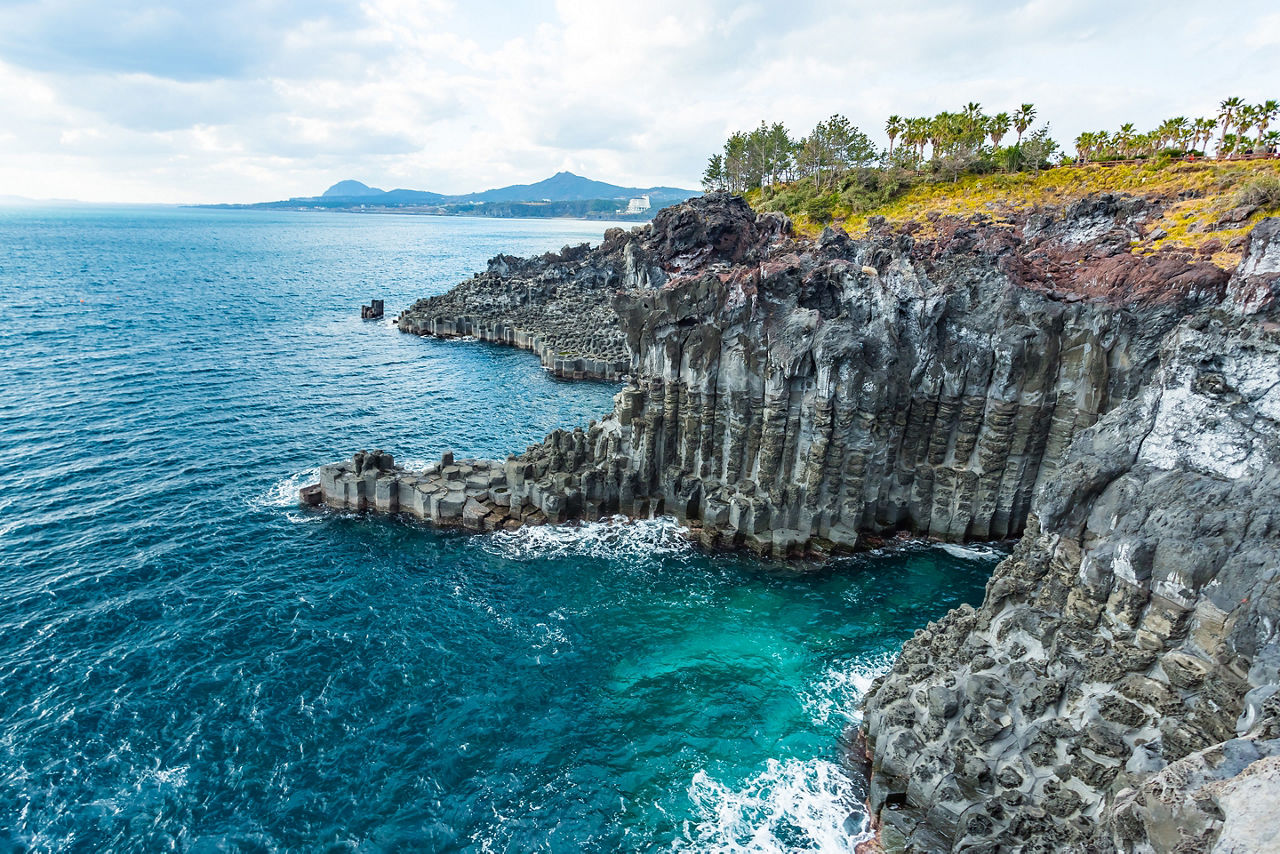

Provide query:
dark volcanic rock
left=476, top=194, right=1224, bottom=556
left=862, top=229, right=1280, bottom=851
left=315, top=195, right=1280, bottom=851
left=396, top=193, right=788, bottom=380
left=391, top=195, right=1241, bottom=557
left=1226, top=216, right=1280, bottom=316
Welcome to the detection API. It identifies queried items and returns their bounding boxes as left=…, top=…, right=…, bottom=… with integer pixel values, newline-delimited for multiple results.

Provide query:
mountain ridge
left=201, top=171, right=700, bottom=220
left=316, top=171, right=696, bottom=206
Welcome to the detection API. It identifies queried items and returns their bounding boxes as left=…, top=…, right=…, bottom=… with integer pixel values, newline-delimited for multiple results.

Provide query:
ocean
left=0, top=206, right=996, bottom=852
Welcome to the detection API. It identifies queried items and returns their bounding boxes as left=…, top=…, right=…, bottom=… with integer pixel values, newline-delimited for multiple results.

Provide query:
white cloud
left=0, top=0, right=1276, bottom=203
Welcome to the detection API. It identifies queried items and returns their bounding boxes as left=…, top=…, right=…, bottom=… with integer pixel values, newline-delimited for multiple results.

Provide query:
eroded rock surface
left=309, top=194, right=1280, bottom=851
left=396, top=192, right=785, bottom=379
left=862, top=223, right=1280, bottom=852
left=386, top=194, right=1229, bottom=556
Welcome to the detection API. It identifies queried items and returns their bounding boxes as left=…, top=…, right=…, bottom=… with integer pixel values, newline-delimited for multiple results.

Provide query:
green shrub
left=803, top=193, right=839, bottom=221
left=1234, top=174, right=1280, bottom=209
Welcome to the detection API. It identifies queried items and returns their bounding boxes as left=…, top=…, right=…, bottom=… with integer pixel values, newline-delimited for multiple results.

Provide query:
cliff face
left=396, top=196, right=783, bottom=380
left=393, top=194, right=1225, bottom=556
left=314, top=195, right=1279, bottom=851
left=862, top=220, right=1280, bottom=852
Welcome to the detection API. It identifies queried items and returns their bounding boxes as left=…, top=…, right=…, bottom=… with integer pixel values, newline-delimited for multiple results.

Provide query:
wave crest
left=802, top=652, right=895, bottom=728
left=937, top=542, right=1007, bottom=561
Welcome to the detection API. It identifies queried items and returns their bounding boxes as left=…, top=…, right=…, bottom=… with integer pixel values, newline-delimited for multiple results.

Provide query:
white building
left=625, top=195, right=651, bottom=214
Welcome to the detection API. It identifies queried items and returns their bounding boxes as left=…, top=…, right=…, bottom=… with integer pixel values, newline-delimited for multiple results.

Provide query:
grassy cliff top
left=748, top=159, right=1280, bottom=269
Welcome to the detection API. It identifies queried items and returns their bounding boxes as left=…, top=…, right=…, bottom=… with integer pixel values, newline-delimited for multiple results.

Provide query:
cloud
left=0, top=0, right=1277, bottom=203
left=0, top=0, right=363, bottom=80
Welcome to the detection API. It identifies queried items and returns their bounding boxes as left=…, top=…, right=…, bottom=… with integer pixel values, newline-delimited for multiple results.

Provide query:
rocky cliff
left=393, top=193, right=1227, bottom=557
left=311, top=194, right=1279, bottom=850
left=862, top=220, right=1280, bottom=852
left=397, top=196, right=784, bottom=380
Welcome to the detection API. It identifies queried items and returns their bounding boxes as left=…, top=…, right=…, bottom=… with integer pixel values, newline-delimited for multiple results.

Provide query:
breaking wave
left=802, top=652, right=896, bottom=728
left=676, top=758, right=865, bottom=853
left=479, top=515, right=693, bottom=563
left=255, top=467, right=322, bottom=510
left=937, top=542, right=1008, bottom=562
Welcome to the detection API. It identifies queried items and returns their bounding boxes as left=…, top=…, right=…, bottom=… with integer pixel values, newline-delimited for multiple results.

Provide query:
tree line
left=703, top=98, right=1279, bottom=193
left=883, top=104, right=1058, bottom=175
left=701, top=116, right=879, bottom=194
left=703, top=103, right=1058, bottom=193
left=1074, top=99, right=1279, bottom=163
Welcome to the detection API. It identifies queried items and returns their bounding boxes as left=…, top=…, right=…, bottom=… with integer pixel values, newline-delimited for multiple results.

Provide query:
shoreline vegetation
left=703, top=99, right=1280, bottom=249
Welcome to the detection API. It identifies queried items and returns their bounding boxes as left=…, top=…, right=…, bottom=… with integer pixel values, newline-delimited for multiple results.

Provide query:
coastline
left=303, top=190, right=1280, bottom=850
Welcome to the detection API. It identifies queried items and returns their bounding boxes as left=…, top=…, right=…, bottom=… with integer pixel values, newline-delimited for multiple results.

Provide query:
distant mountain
left=457, top=171, right=693, bottom=205
left=0, top=194, right=84, bottom=205
left=321, top=180, right=385, bottom=198
left=321, top=180, right=444, bottom=205
left=204, top=172, right=701, bottom=220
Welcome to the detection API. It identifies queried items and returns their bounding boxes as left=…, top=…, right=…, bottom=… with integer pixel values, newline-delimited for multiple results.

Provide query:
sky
left=0, top=0, right=1277, bottom=204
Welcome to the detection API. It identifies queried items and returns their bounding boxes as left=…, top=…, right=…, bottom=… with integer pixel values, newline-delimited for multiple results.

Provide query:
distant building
left=625, top=195, right=651, bottom=214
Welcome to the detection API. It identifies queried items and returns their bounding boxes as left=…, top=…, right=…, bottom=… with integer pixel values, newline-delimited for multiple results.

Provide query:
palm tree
left=1157, top=117, right=1189, bottom=152
left=988, top=112, right=1011, bottom=150
left=927, top=114, right=948, bottom=159
left=1139, top=131, right=1160, bottom=158
left=1193, top=117, right=1217, bottom=155
left=962, top=102, right=984, bottom=139
left=1236, top=105, right=1259, bottom=154
left=1097, top=130, right=1113, bottom=159
left=885, top=115, right=904, bottom=157
left=903, top=117, right=929, bottom=166
left=1074, top=131, right=1098, bottom=163
left=905, top=117, right=919, bottom=162
left=1013, top=104, right=1036, bottom=147
left=1117, top=122, right=1136, bottom=159
left=1218, top=97, right=1244, bottom=158
left=1263, top=130, right=1280, bottom=154
left=1256, top=100, right=1279, bottom=149
left=1171, top=117, right=1191, bottom=151
left=1221, top=133, right=1240, bottom=159
left=1154, top=119, right=1171, bottom=151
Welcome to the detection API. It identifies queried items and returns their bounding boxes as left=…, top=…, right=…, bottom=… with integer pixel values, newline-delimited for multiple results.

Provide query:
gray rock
left=301, top=205, right=1280, bottom=852
left=863, top=302, right=1280, bottom=852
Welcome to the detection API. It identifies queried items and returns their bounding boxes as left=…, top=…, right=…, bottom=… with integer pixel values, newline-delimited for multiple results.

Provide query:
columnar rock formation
left=397, top=197, right=784, bottom=380
left=862, top=219, right=1280, bottom=851
left=304, top=449, right=542, bottom=532
left=308, top=194, right=1280, bottom=850
left=391, top=193, right=1228, bottom=556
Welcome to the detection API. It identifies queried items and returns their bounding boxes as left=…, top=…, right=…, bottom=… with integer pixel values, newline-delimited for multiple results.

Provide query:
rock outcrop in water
left=309, top=449, right=545, bottom=531
left=396, top=196, right=780, bottom=380
left=309, top=193, right=1280, bottom=851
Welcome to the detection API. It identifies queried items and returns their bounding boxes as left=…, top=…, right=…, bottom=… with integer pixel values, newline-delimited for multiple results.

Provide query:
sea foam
left=257, top=468, right=322, bottom=510
left=677, top=758, right=865, bottom=853
left=802, top=652, right=896, bottom=728
left=479, top=515, right=692, bottom=563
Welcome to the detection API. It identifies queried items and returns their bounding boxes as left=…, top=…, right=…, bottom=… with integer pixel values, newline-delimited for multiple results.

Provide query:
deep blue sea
left=0, top=206, right=997, bottom=852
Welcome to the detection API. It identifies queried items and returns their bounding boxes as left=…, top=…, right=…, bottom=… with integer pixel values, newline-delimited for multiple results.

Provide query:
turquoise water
left=0, top=206, right=997, bottom=851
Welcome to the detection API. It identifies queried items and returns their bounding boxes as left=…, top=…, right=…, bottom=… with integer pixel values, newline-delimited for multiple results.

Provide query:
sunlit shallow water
left=0, top=207, right=997, bottom=851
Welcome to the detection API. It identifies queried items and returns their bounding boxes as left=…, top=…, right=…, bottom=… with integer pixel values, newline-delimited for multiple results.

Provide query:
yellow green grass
left=749, top=159, right=1280, bottom=269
